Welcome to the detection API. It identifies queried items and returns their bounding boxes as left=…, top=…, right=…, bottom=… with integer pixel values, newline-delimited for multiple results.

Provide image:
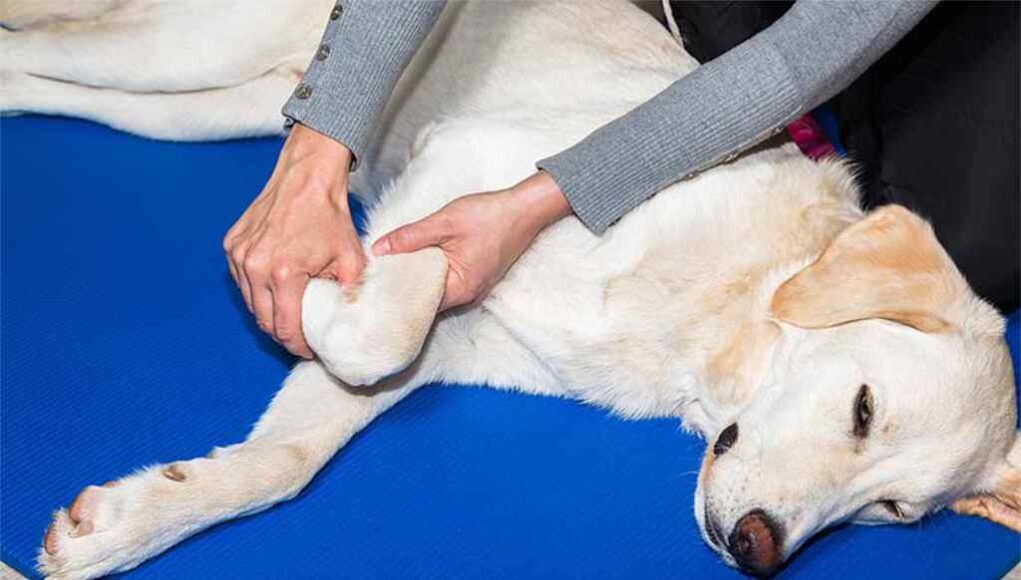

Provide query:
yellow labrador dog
left=3, top=1, right=1017, bottom=578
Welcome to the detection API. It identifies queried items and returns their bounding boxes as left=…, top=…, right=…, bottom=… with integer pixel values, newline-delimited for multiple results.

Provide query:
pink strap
left=786, top=114, right=837, bottom=161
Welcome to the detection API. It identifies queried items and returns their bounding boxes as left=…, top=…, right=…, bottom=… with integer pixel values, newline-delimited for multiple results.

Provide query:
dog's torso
left=351, top=1, right=861, bottom=434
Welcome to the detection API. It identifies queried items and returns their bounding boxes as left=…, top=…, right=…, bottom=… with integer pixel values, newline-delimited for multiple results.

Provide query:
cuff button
left=330, top=4, right=343, bottom=20
left=294, top=83, right=313, bottom=100
left=316, top=44, right=331, bottom=61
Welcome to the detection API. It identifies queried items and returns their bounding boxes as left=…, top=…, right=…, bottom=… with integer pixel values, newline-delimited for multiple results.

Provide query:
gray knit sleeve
left=537, top=0, right=936, bottom=234
left=282, top=0, right=446, bottom=170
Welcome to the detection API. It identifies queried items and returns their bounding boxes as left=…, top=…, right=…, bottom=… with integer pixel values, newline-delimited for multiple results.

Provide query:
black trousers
left=670, top=1, right=1020, bottom=313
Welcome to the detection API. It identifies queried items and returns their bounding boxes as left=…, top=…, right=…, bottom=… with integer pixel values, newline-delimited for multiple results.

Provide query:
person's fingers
left=250, top=283, right=275, bottom=336
left=239, top=275, right=254, bottom=313
left=337, top=253, right=367, bottom=287
left=244, top=252, right=274, bottom=332
left=223, top=232, right=240, bottom=287
left=372, top=215, right=449, bottom=256
left=271, top=270, right=313, bottom=359
left=226, top=251, right=240, bottom=285
left=230, top=246, right=254, bottom=312
left=321, top=247, right=366, bottom=287
left=227, top=258, right=255, bottom=312
left=320, top=224, right=367, bottom=286
left=225, top=246, right=243, bottom=289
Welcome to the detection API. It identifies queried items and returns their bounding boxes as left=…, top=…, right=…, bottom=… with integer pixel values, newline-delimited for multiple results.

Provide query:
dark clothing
left=670, top=1, right=1020, bottom=313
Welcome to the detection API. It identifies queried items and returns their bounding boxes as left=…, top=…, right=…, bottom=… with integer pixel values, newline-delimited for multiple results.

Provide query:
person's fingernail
left=372, top=238, right=391, bottom=256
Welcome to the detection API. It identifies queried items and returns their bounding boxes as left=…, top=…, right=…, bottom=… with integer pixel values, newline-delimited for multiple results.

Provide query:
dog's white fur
left=3, top=1, right=1017, bottom=578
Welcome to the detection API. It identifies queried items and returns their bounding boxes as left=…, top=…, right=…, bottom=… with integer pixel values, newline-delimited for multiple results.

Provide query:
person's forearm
left=282, top=0, right=447, bottom=169
left=509, top=171, right=573, bottom=236
left=538, top=0, right=936, bottom=234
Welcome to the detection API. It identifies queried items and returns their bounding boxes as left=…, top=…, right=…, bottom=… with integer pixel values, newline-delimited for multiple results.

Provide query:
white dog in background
left=2, top=1, right=1018, bottom=578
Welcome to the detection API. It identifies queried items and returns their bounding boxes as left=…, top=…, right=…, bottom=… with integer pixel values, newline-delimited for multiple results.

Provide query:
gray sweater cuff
left=281, top=0, right=445, bottom=170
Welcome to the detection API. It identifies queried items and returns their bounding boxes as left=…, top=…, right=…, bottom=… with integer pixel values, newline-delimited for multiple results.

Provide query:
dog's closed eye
left=855, top=499, right=908, bottom=523
left=853, top=384, right=873, bottom=439
left=880, top=500, right=904, bottom=519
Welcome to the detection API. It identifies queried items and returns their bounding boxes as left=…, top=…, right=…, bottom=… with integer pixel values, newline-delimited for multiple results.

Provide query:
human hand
left=224, top=124, right=365, bottom=358
left=371, top=171, right=570, bottom=311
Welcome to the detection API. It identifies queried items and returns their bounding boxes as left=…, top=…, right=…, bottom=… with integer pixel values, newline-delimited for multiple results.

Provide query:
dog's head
left=694, top=205, right=1018, bottom=575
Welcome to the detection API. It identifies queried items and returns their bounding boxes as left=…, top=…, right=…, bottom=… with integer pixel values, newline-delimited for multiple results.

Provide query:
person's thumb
left=372, top=216, right=446, bottom=256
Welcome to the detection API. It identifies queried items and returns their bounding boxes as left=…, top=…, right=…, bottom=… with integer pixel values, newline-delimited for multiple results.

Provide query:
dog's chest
left=485, top=248, right=735, bottom=420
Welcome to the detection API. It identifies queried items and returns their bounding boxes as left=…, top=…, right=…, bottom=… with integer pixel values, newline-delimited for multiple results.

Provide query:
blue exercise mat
left=2, top=116, right=1018, bottom=579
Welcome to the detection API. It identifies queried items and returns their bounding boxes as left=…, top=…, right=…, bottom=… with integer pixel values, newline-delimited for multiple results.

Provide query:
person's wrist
left=509, top=170, right=571, bottom=233
left=283, top=123, right=353, bottom=207
left=287, top=123, right=352, bottom=163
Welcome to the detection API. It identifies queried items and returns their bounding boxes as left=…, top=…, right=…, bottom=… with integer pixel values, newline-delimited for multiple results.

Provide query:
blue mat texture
left=2, top=116, right=1019, bottom=579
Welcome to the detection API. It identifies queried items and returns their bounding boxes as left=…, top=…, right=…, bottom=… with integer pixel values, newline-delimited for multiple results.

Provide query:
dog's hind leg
left=38, top=360, right=424, bottom=580
left=0, top=68, right=296, bottom=140
left=0, top=2, right=320, bottom=92
left=0, top=0, right=120, bottom=30
left=302, top=248, right=449, bottom=386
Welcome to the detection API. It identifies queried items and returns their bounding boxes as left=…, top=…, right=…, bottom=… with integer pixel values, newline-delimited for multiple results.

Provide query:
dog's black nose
left=713, top=423, right=739, bottom=456
left=728, top=509, right=784, bottom=576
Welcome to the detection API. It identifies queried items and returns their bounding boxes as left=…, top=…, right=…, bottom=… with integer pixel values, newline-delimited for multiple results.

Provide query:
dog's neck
left=685, top=258, right=812, bottom=436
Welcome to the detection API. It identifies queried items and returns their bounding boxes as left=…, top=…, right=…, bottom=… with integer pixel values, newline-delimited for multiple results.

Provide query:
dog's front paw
left=38, top=464, right=201, bottom=580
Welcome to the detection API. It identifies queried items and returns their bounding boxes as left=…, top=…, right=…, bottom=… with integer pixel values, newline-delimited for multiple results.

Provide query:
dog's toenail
left=70, top=520, right=94, bottom=537
left=103, top=480, right=118, bottom=488
left=162, top=464, right=187, bottom=482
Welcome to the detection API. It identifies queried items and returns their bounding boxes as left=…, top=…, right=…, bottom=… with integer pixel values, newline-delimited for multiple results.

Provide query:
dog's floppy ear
left=951, top=433, right=1021, bottom=531
left=771, top=205, right=968, bottom=332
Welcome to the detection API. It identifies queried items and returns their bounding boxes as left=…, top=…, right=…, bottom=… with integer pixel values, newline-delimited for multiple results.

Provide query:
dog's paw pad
left=69, top=519, right=94, bottom=538
left=161, top=464, right=187, bottom=482
left=38, top=507, right=109, bottom=578
left=42, top=519, right=61, bottom=555
left=68, top=486, right=101, bottom=523
left=41, top=506, right=94, bottom=559
left=51, top=485, right=107, bottom=545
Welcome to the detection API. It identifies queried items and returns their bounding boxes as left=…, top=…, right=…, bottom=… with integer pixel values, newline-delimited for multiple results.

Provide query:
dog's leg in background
left=38, top=361, right=425, bottom=580
left=0, top=0, right=120, bottom=30
left=0, top=1, right=321, bottom=92
left=0, top=69, right=293, bottom=140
